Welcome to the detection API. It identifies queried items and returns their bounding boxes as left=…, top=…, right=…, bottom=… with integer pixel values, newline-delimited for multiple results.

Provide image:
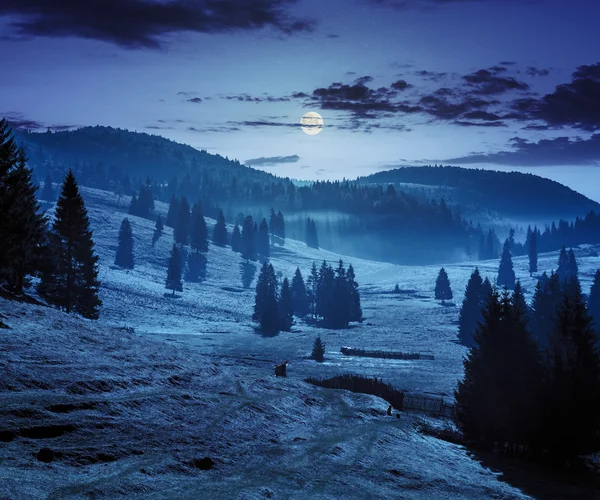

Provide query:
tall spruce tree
left=213, top=209, right=228, bottom=247
left=241, top=216, right=257, bottom=261
left=306, top=262, right=319, bottom=319
left=0, top=131, right=48, bottom=294
left=115, top=218, right=134, bottom=269
left=165, top=244, right=183, bottom=296
left=528, top=228, right=538, bottom=276
left=291, top=267, right=309, bottom=317
left=347, top=264, right=363, bottom=323
left=253, top=262, right=279, bottom=333
left=544, top=284, right=600, bottom=460
left=305, top=218, right=319, bottom=249
left=556, top=246, right=569, bottom=281
left=497, top=239, right=516, bottom=290
left=174, top=197, right=190, bottom=246
left=189, top=202, right=208, bottom=253
left=257, top=218, right=270, bottom=260
left=39, top=170, right=101, bottom=319
left=458, top=268, right=484, bottom=347
left=589, top=270, right=600, bottom=338
left=311, top=336, right=326, bottom=362
left=166, top=195, right=178, bottom=228
left=278, top=277, right=294, bottom=331
left=530, top=271, right=562, bottom=347
left=567, top=248, right=578, bottom=280
left=434, top=267, right=453, bottom=303
left=231, top=223, right=242, bottom=253
left=152, top=215, right=164, bottom=246
left=455, top=288, right=544, bottom=452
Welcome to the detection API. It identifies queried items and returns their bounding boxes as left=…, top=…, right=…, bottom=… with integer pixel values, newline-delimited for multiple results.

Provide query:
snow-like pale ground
left=1, top=186, right=599, bottom=499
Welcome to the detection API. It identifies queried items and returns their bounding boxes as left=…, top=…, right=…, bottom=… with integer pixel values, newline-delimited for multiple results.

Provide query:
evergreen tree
left=231, top=224, right=242, bottom=253
left=497, top=239, right=516, bottom=290
left=512, top=280, right=528, bottom=319
left=589, top=270, right=600, bottom=338
left=481, top=277, right=493, bottom=303
left=528, top=228, right=538, bottom=276
left=0, top=131, right=48, bottom=294
left=166, top=195, right=178, bottom=228
left=277, top=210, right=286, bottom=242
left=556, top=246, right=569, bottom=281
left=311, top=336, right=326, bottom=362
left=291, top=267, right=309, bottom=317
left=114, top=218, right=134, bottom=269
left=38, top=170, right=101, bottom=319
left=434, top=267, right=453, bottom=303
left=152, top=215, right=164, bottom=246
left=393, top=283, right=400, bottom=294
left=128, top=195, right=138, bottom=216
left=253, top=262, right=279, bottom=333
left=257, top=218, right=270, bottom=260
left=189, top=202, right=208, bottom=253
left=458, top=268, right=484, bottom=347
left=136, top=182, right=154, bottom=218
left=241, top=216, right=257, bottom=261
left=455, top=288, right=544, bottom=452
left=174, top=197, right=190, bottom=246
left=567, top=248, right=578, bottom=280
left=347, top=264, right=363, bottom=323
left=165, top=244, right=183, bottom=295
left=185, top=251, right=207, bottom=283
left=328, top=260, right=351, bottom=328
left=305, top=217, right=319, bottom=249
left=316, top=261, right=334, bottom=321
left=306, top=262, right=319, bottom=318
left=278, top=277, right=294, bottom=331
left=544, top=285, right=600, bottom=460
left=213, top=209, right=228, bottom=247
left=41, top=173, right=55, bottom=202
left=530, top=271, right=562, bottom=347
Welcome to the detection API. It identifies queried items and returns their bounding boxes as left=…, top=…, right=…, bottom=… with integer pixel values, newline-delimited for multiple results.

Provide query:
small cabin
left=274, top=362, right=288, bottom=377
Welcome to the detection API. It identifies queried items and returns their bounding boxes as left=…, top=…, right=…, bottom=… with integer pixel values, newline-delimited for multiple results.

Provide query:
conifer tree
left=311, top=336, right=326, bottom=362
left=185, top=251, right=207, bottom=283
left=530, top=271, right=562, bottom=347
left=128, top=195, right=138, bottom=216
left=481, top=277, right=493, bottom=303
left=166, top=195, right=178, bottom=228
left=241, top=216, right=257, bottom=261
left=152, top=215, right=164, bottom=246
left=458, top=268, right=484, bottom=346
left=291, top=267, right=309, bottom=317
left=0, top=131, right=48, bottom=294
left=347, top=264, right=363, bottom=323
left=512, top=280, right=528, bottom=319
left=393, top=283, right=400, bottom=294
left=567, top=248, right=578, bottom=280
left=115, top=218, right=134, bottom=269
left=39, top=170, right=101, bottom=319
left=213, top=209, right=228, bottom=247
left=174, top=197, right=190, bottom=245
left=305, top=217, right=319, bottom=249
left=41, top=173, right=55, bottom=202
left=528, top=228, right=537, bottom=276
left=434, top=267, right=453, bottom=304
left=257, top=218, right=270, bottom=260
left=165, top=244, right=183, bottom=296
left=189, top=202, right=208, bottom=253
left=231, top=223, right=242, bottom=253
left=556, top=246, right=569, bottom=281
left=278, top=277, right=294, bottom=331
left=306, top=262, right=319, bottom=318
left=497, top=239, right=516, bottom=290
left=253, top=262, right=279, bottom=333
left=589, top=270, right=600, bottom=338
left=329, top=260, right=351, bottom=328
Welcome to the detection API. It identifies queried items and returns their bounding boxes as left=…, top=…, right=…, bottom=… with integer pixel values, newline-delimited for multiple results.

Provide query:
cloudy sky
left=2, top=0, right=600, bottom=200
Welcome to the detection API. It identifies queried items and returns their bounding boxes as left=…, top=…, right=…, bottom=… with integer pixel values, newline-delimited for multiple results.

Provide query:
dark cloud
left=462, top=69, right=529, bottom=95
left=443, top=134, right=600, bottom=167
left=454, top=120, right=506, bottom=127
left=222, top=94, right=290, bottom=103
left=414, top=70, right=448, bottom=82
left=366, top=0, right=488, bottom=8
left=245, top=155, right=300, bottom=166
left=511, top=63, right=600, bottom=131
left=0, top=0, right=314, bottom=48
left=354, top=76, right=374, bottom=85
left=500, top=61, right=517, bottom=66
left=3, top=111, right=76, bottom=131
left=187, top=97, right=203, bottom=104
left=391, top=79, right=411, bottom=91
left=525, top=66, right=550, bottom=77
left=326, top=33, right=340, bottom=38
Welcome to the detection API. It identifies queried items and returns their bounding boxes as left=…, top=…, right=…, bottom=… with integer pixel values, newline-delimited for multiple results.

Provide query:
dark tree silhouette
left=556, top=246, right=569, bottom=281
left=174, top=197, right=190, bottom=246
left=291, top=267, right=309, bottom=317
left=497, top=239, right=516, bottom=290
left=39, top=170, right=101, bottom=319
left=115, top=218, right=134, bottom=269
left=152, top=214, right=164, bottom=246
left=166, top=195, right=178, bottom=228
left=231, top=223, right=242, bottom=254
left=253, top=262, right=279, bottom=333
left=278, top=277, right=294, bottom=331
left=165, top=244, right=183, bottom=296
left=347, top=264, right=363, bottom=323
left=528, top=227, right=537, bottom=276
left=213, top=209, right=228, bottom=247
left=241, top=216, right=257, bottom=261
left=305, top=217, right=319, bottom=249
left=458, top=268, right=484, bottom=347
left=311, top=336, right=326, bottom=362
left=589, top=270, right=600, bottom=338
left=189, top=202, right=208, bottom=253
left=257, top=218, right=270, bottom=260
left=434, top=267, right=453, bottom=304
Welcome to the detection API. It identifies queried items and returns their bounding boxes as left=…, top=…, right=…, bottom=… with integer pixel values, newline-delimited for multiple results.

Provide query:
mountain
left=14, top=125, right=277, bottom=185
left=357, top=166, right=600, bottom=221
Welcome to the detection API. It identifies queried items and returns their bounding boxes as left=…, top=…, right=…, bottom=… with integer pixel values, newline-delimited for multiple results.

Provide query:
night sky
left=2, top=0, right=600, bottom=200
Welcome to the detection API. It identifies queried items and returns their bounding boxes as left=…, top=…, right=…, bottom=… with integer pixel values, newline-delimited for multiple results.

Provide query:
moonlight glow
left=301, top=112, right=324, bottom=135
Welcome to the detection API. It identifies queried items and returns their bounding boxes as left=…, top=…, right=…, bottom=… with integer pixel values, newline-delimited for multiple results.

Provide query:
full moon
left=301, top=111, right=324, bottom=135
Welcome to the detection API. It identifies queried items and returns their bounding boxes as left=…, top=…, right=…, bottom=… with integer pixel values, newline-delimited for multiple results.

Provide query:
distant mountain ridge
left=357, top=166, right=600, bottom=220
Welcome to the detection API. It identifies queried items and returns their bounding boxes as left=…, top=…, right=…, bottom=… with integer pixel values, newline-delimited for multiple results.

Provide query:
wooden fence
left=340, top=346, right=435, bottom=361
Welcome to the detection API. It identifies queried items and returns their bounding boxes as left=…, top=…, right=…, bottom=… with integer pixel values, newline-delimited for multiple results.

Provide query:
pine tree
left=38, top=170, right=101, bottom=319
left=257, top=218, right=270, bottom=260
left=306, top=262, right=319, bottom=318
left=512, top=280, right=528, bottom=319
left=291, top=267, right=309, bottom=317
left=347, top=264, right=363, bottom=323
left=41, top=173, right=55, bottom=202
left=0, top=132, right=48, bottom=294
left=528, top=228, right=538, bottom=276
left=152, top=215, right=164, bottom=246
left=393, top=283, right=400, bottom=294
left=329, top=260, right=351, bottom=328
left=165, top=244, right=183, bottom=295
left=531, top=271, right=562, bottom=348
left=166, top=195, right=178, bottom=228
left=455, top=288, right=544, bottom=452
left=434, top=267, right=453, bottom=304
left=231, top=223, right=242, bottom=253
left=544, top=285, right=600, bottom=460
left=481, top=277, right=493, bottom=303
left=305, top=217, right=319, bottom=249
left=458, top=268, right=483, bottom=346
left=241, top=216, right=257, bottom=261
left=497, top=239, right=516, bottom=290
left=589, top=270, right=600, bottom=338
left=311, top=336, right=326, bottom=362
left=556, top=246, right=569, bottom=281
left=189, top=202, right=208, bottom=252
left=114, top=218, right=134, bottom=269
left=213, top=209, right=228, bottom=247
left=253, top=262, right=279, bottom=333
left=128, top=195, right=139, bottom=216
left=567, top=248, right=578, bottom=280
left=185, top=251, right=207, bottom=283
left=174, top=197, right=190, bottom=245
left=278, top=277, right=294, bottom=331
